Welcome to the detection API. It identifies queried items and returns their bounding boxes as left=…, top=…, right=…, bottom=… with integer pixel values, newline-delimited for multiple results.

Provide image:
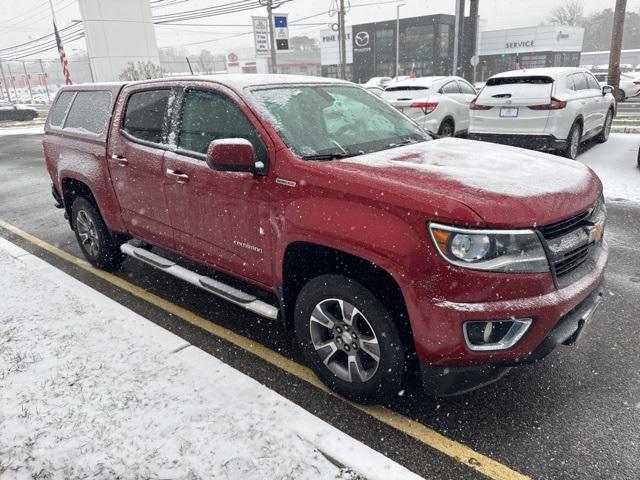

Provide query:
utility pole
left=338, top=0, right=347, bottom=80
left=452, top=0, right=461, bottom=76
left=39, top=59, right=51, bottom=103
left=396, top=4, right=405, bottom=78
left=608, top=0, right=627, bottom=102
left=0, top=59, right=12, bottom=102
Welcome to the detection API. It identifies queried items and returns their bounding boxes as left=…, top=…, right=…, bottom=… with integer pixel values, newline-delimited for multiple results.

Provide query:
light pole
left=395, top=4, right=405, bottom=79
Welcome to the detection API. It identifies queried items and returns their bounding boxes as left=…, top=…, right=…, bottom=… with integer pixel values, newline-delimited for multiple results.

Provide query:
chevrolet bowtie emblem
left=586, top=223, right=604, bottom=243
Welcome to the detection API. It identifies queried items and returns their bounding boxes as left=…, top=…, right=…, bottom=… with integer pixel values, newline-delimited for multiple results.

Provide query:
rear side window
left=49, top=91, right=75, bottom=127
left=123, top=89, right=172, bottom=144
left=486, top=76, right=553, bottom=86
left=64, top=91, right=111, bottom=135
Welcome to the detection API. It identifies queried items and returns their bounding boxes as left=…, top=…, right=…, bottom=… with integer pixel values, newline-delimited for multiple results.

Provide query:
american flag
left=53, top=20, right=72, bottom=85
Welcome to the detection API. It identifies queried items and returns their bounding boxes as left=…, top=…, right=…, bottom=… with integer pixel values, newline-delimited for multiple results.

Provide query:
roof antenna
left=185, top=56, right=194, bottom=75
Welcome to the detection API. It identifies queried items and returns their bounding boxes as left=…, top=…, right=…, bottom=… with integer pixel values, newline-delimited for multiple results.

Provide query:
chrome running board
left=120, top=242, right=279, bottom=321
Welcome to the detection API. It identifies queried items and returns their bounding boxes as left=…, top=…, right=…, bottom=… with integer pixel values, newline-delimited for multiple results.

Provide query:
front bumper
left=421, top=281, right=604, bottom=396
left=467, top=132, right=566, bottom=151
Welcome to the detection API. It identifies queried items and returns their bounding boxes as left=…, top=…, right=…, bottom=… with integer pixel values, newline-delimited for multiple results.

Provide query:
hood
left=324, top=137, right=601, bottom=228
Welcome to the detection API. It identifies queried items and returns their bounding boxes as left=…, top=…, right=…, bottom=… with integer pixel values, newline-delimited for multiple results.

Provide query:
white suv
left=382, top=76, right=477, bottom=136
left=468, top=67, right=616, bottom=159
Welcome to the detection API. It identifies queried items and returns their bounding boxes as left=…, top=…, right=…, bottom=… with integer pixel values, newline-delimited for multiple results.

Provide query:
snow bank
left=0, top=238, right=423, bottom=480
left=0, top=125, right=44, bottom=136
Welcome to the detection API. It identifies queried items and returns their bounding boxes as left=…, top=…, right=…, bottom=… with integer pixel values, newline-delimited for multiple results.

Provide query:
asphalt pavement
left=0, top=133, right=639, bottom=480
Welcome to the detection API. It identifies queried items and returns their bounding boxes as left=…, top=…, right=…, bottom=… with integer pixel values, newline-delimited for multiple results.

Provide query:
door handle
left=166, top=168, right=189, bottom=183
left=111, top=154, right=128, bottom=166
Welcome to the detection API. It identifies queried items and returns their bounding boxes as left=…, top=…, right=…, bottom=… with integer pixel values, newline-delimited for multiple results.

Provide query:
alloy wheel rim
left=309, top=298, right=381, bottom=383
left=76, top=210, right=100, bottom=257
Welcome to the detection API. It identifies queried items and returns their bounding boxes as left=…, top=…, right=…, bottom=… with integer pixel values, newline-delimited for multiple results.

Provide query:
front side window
left=571, top=73, right=588, bottom=91
left=441, top=81, right=460, bottom=94
left=585, top=73, right=601, bottom=90
left=123, top=89, right=172, bottom=144
left=177, top=89, right=266, bottom=160
left=250, top=84, right=429, bottom=159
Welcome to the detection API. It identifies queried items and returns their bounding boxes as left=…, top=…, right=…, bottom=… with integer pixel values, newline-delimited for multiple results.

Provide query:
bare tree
left=119, top=61, right=162, bottom=81
left=547, top=0, right=584, bottom=26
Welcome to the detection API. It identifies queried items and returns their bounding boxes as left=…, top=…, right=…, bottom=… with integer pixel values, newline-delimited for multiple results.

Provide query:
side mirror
left=206, top=138, right=259, bottom=173
left=602, top=85, right=614, bottom=96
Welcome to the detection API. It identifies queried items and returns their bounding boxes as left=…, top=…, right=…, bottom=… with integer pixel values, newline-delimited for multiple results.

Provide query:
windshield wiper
left=301, top=152, right=351, bottom=161
left=386, top=137, right=421, bottom=148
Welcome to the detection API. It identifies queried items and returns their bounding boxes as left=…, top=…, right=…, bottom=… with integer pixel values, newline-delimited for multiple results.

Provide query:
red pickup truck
left=43, top=75, right=607, bottom=403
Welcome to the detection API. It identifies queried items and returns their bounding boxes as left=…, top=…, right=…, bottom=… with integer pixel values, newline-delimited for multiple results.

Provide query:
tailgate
left=472, top=76, right=554, bottom=134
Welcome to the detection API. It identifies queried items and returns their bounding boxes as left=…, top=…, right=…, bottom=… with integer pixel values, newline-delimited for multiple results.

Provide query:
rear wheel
left=561, top=122, right=581, bottom=160
left=438, top=118, right=455, bottom=137
left=596, top=109, right=614, bottom=143
left=71, top=197, right=125, bottom=270
left=616, top=89, right=626, bottom=103
left=294, top=274, right=407, bottom=403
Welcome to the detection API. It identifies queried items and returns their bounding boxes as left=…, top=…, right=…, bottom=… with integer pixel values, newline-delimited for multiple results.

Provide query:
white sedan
left=593, top=72, right=640, bottom=102
left=381, top=76, right=477, bottom=136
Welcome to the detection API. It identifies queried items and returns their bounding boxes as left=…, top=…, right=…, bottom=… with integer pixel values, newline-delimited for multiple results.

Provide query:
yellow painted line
left=0, top=219, right=530, bottom=480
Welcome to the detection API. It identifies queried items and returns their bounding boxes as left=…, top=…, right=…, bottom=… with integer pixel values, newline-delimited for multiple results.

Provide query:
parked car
left=43, top=76, right=607, bottom=403
left=363, top=76, right=392, bottom=89
left=593, top=72, right=640, bottom=102
left=468, top=67, right=616, bottom=159
left=382, top=76, right=477, bottom=136
left=0, top=101, right=38, bottom=121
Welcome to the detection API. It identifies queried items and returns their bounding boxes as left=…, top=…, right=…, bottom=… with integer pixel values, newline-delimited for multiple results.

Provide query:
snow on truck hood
left=336, top=137, right=602, bottom=228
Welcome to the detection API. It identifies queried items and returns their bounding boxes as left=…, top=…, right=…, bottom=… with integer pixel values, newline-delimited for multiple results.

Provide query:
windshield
left=249, top=84, right=429, bottom=160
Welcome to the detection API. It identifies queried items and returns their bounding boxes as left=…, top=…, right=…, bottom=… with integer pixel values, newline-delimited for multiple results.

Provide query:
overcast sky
left=1, top=0, right=640, bottom=59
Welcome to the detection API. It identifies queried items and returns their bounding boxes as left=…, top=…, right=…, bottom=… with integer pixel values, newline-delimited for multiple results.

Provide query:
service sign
left=252, top=16, right=270, bottom=56
left=273, top=13, right=289, bottom=51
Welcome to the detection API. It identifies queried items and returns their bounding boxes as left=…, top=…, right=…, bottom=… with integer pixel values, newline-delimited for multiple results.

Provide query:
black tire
left=294, top=274, right=407, bottom=403
left=438, top=118, right=455, bottom=137
left=596, top=108, right=614, bottom=143
left=71, top=197, right=125, bottom=270
left=561, top=121, right=581, bottom=160
left=616, top=89, right=625, bottom=103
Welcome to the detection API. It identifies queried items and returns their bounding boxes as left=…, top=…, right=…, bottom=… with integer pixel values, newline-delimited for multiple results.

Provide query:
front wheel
left=294, top=274, right=408, bottom=403
left=596, top=109, right=614, bottom=143
left=71, top=197, right=125, bottom=270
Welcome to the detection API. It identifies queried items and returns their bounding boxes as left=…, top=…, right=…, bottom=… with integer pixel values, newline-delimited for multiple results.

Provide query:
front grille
left=538, top=198, right=605, bottom=284
left=538, top=209, right=591, bottom=239
left=553, top=243, right=591, bottom=276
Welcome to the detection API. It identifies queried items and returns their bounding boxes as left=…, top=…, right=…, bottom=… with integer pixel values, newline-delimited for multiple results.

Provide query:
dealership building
left=320, top=17, right=584, bottom=83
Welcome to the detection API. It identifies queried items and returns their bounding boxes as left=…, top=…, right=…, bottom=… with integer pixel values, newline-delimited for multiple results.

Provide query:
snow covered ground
left=580, top=133, right=640, bottom=204
left=0, top=238, right=423, bottom=480
left=0, top=124, right=44, bottom=137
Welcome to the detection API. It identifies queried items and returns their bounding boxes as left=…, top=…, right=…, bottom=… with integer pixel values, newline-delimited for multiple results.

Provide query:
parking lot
left=1, top=132, right=638, bottom=480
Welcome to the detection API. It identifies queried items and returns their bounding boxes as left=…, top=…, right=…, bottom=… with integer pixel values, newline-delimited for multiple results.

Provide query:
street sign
left=470, top=55, right=479, bottom=67
left=252, top=16, right=270, bottom=56
left=273, top=13, right=289, bottom=51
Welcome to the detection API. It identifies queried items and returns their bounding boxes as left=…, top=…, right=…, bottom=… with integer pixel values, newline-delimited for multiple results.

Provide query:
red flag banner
left=53, top=20, right=72, bottom=85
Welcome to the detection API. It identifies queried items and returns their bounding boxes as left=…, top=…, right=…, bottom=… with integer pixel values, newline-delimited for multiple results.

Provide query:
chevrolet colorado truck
left=43, top=75, right=607, bottom=403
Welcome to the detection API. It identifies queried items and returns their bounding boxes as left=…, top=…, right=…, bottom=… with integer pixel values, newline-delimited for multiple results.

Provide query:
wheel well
left=61, top=178, right=98, bottom=228
left=440, top=116, right=455, bottom=130
left=281, top=242, right=418, bottom=363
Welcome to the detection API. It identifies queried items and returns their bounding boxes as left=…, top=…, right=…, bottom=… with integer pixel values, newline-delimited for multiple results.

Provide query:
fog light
left=463, top=319, right=532, bottom=351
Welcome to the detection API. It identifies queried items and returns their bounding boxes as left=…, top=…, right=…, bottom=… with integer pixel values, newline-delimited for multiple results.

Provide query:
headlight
left=429, top=222, right=549, bottom=273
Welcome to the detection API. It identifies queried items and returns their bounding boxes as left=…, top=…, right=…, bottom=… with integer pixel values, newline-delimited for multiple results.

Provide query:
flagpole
left=49, top=0, right=72, bottom=85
